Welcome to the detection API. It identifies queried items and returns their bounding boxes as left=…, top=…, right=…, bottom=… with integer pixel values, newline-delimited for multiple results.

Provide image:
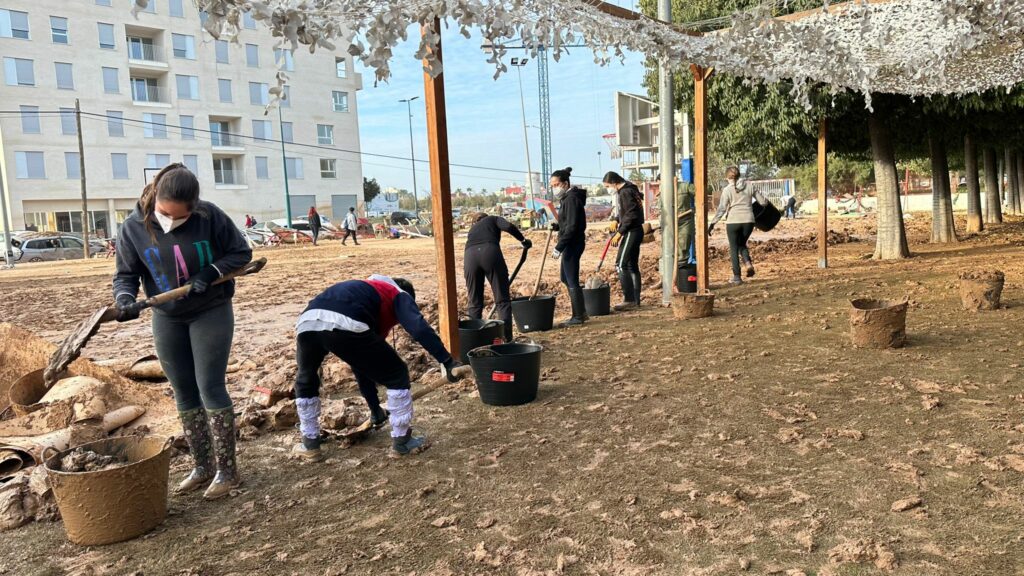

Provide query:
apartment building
left=0, top=0, right=363, bottom=237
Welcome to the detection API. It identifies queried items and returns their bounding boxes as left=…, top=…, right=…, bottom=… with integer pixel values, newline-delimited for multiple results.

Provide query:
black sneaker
left=391, top=430, right=428, bottom=456
left=370, top=406, right=389, bottom=429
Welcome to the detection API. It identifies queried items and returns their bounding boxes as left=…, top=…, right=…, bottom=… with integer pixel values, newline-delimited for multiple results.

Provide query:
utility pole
left=657, top=0, right=675, bottom=306
left=511, top=58, right=536, bottom=216
left=278, top=105, right=292, bottom=227
left=0, top=161, right=14, bottom=269
left=75, top=99, right=91, bottom=258
left=399, top=97, right=421, bottom=218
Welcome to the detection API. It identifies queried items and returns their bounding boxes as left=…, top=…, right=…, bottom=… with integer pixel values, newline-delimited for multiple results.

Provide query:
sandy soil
left=1, top=213, right=1023, bottom=575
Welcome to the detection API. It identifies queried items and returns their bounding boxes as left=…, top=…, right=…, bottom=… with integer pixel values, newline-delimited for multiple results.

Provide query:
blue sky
left=354, top=25, right=648, bottom=194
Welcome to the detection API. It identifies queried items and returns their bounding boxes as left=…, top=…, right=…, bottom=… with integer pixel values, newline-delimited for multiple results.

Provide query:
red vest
left=365, top=280, right=399, bottom=337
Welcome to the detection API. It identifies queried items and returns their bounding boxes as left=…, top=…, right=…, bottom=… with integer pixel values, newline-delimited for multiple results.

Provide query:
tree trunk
left=964, top=134, right=983, bottom=233
left=870, top=112, right=910, bottom=259
left=929, top=133, right=956, bottom=243
left=1008, top=149, right=1021, bottom=215
left=1017, top=152, right=1024, bottom=214
left=983, top=147, right=1002, bottom=224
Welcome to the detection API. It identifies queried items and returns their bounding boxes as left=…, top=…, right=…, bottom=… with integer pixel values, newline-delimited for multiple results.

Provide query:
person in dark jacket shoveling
left=603, top=171, right=645, bottom=311
left=549, top=167, right=588, bottom=327
left=291, top=275, right=466, bottom=460
left=464, top=213, right=532, bottom=342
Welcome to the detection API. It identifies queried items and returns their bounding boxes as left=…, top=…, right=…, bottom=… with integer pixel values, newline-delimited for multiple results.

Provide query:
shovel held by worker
left=485, top=243, right=529, bottom=319
left=44, top=257, right=268, bottom=386
left=531, top=227, right=555, bottom=300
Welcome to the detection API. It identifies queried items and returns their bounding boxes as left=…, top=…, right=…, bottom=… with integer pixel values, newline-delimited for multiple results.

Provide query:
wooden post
left=422, top=19, right=459, bottom=354
left=817, top=116, right=827, bottom=268
left=691, top=65, right=711, bottom=292
left=75, top=99, right=90, bottom=258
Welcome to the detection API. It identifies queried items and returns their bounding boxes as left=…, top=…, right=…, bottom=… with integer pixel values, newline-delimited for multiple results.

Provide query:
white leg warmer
left=386, top=389, right=414, bottom=438
left=295, top=396, right=322, bottom=440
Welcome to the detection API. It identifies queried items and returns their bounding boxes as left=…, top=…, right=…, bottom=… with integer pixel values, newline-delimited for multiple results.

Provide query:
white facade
left=0, top=0, right=363, bottom=237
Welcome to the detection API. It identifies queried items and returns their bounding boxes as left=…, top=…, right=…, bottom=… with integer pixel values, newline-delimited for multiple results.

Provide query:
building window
left=102, top=66, right=119, bottom=93
left=171, top=34, right=195, bottom=59
left=335, top=58, right=347, bottom=78
left=242, top=11, right=256, bottom=29
left=281, top=122, right=293, bottom=143
left=143, top=113, right=167, bottom=139
left=3, top=57, right=35, bottom=86
left=281, top=85, right=291, bottom=107
left=127, top=36, right=157, bottom=61
left=249, top=82, right=268, bottom=105
left=218, top=78, right=232, bottom=103
left=147, top=154, right=171, bottom=169
left=255, top=156, right=269, bottom=180
left=210, top=121, right=232, bottom=147
left=245, top=44, right=259, bottom=67
left=169, top=0, right=184, bottom=18
left=320, top=159, right=337, bottom=179
left=60, top=108, right=77, bottom=135
left=131, top=77, right=162, bottom=102
left=97, top=23, right=115, bottom=49
left=23, top=212, right=50, bottom=231
left=274, top=48, right=294, bottom=71
left=332, top=91, right=349, bottom=112
left=182, top=154, right=198, bottom=175
left=285, top=157, right=303, bottom=179
left=20, top=105, right=40, bottom=134
left=96, top=0, right=112, bottom=6
left=107, top=110, right=124, bottom=137
left=0, top=10, right=30, bottom=40
left=213, top=158, right=237, bottom=184
left=175, top=75, right=199, bottom=100
left=140, top=1, right=156, bottom=14
left=55, top=62, right=74, bottom=90
left=317, top=124, right=334, bottom=145
left=65, top=152, right=81, bottom=179
left=15, top=151, right=45, bottom=179
left=199, top=11, right=208, bottom=25
left=50, top=16, right=68, bottom=44
left=180, top=115, right=195, bottom=140
left=252, top=120, right=271, bottom=141
left=111, top=153, right=129, bottom=179
left=215, top=40, right=229, bottom=64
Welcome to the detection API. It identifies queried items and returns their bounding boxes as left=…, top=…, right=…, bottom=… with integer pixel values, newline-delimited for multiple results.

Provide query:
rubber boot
left=502, top=318, right=514, bottom=343
left=744, top=258, right=756, bottom=278
left=391, top=429, right=429, bottom=456
left=203, top=407, right=241, bottom=500
left=630, top=271, right=642, bottom=307
left=614, top=270, right=637, bottom=311
left=574, top=288, right=589, bottom=322
left=729, top=276, right=744, bottom=285
left=370, top=405, right=389, bottom=429
left=175, top=408, right=214, bottom=493
left=559, top=289, right=586, bottom=327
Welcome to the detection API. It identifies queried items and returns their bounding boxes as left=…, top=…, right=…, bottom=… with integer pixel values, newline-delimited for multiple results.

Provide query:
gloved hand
left=188, top=267, right=221, bottom=296
left=707, top=223, right=716, bottom=235
left=550, top=223, right=559, bottom=232
left=552, top=249, right=562, bottom=259
left=521, top=239, right=533, bottom=250
left=441, top=358, right=466, bottom=383
left=608, top=220, right=619, bottom=233
left=115, top=294, right=140, bottom=323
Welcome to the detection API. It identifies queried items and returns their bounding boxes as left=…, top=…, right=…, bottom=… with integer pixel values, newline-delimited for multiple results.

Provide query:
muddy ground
left=1, top=213, right=1023, bottom=575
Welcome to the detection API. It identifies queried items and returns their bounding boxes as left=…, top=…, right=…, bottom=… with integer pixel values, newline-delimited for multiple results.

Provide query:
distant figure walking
left=342, top=207, right=360, bottom=246
left=708, top=166, right=768, bottom=285
left=782, top=193, right=798, bottom=219
left=244, top=214, right=253, bottom=228
left=308, top=206, right=322, bottom=246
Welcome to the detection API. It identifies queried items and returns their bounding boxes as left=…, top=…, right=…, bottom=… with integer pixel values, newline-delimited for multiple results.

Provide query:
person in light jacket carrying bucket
left=112, top=163, right=253, bottom=500
left=549, top=167, right=588, bottom=327
left=464, top=212, right=532, bottom=342
left=708, top=166, right=768, bottom=285
left=342, top=207, right=359, bottom=246
left=603, top=172, right=644, bottom=310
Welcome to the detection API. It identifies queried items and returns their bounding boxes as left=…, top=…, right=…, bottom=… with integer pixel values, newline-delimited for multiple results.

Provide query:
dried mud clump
left=58, top=447, right=130, bottom=473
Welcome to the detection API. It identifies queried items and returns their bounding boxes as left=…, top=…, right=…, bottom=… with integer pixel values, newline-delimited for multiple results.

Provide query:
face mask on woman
left=154, top=211, right=189, bottom=233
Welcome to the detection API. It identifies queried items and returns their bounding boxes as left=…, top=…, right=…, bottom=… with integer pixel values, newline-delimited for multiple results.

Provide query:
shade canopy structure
left=164, top=0, right=1024, bottom=102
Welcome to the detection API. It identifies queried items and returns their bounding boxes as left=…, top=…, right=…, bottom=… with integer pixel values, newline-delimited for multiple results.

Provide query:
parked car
left=389, top=211, right=418, bottom=225
left=10, top=234, right=105, bottom=262
left=585, top=204, right=614, bottom=221
left=269, top=215, right=337, bottom=232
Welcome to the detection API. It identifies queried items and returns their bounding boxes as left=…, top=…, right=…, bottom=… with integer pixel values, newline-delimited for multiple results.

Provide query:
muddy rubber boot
left=729, top=276, right=744, bottom=285
left=391, top=429, right=429, bottom=456
left=291, top=435, right=323, bottom=462
left=370, top=405, right=390, bottom=429
left=502, top=318, right=514, bottom=343
left=630, top=271, right=642, bottom=307
left=744, top=259, right=756, bottom=278
left=203, top=407, right=241, bottom=500
left=614, top=270, right=637, bottom=311
left=175, top=408, right=215, bottom=494
left=559, top=289, right=586, bottom=327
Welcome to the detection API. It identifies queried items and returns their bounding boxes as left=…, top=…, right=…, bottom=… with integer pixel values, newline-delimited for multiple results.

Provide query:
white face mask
left=154, top=211, right=189, bottom=233
left=605, top=186, right=617, bottom=195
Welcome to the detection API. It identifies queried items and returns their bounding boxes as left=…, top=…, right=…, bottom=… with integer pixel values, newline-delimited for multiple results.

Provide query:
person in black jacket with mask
left=604, top=172, right=644, bottom=310
left=549, top=167, right=588, bottom=326
left=464, top=212, right=531, bottom=342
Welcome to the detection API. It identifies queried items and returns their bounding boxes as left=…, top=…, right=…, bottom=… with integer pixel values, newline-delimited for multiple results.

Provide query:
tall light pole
left=399, top=97, right=420, bottom=218
left=0, top=160, right=14, bottom=269
left=278, top=105, right=292, bottom=227
left=511, top=58, right=536, bottom=216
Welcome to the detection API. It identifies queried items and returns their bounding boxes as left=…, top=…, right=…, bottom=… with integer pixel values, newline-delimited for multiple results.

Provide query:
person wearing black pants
left=291, top=275, right=466, bottom=459
left=548, top=167, right=588, bottom=327
left=464, top=213, right=531, bottom=342
left=342, top=207, right=360, bottom=246
left=308, top=206, right=322, bottom=246
left=604, top=172, right=644, bottom=310
left=113, top=163, right=252, bottom=500
left=708, top=166, right=768, bottom=284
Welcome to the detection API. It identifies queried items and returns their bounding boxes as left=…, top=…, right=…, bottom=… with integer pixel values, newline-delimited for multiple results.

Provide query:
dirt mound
left=57, top=446, right=130, bottom=473
left=828, top=538, right=898, bottom=571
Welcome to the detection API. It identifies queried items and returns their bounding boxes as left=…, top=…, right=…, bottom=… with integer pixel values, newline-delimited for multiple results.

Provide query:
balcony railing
left=211, top=133, right=241, bottom=148
left=128, top=43, right=165, bottom=63
left=214, top=170, right=245, bottom=185
left=130, top=84, right=169, bottom=104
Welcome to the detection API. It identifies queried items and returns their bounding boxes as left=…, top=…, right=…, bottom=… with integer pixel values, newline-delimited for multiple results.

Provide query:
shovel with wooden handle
left=485, top=244, right=529, bottom=320
left=531, top=227, right=555, bottom=300
left=44, top=257, right=268, bottom=387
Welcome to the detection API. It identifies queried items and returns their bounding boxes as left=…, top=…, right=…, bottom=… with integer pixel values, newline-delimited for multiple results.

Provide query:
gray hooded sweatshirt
left=710, top=179, right=768, bottom=226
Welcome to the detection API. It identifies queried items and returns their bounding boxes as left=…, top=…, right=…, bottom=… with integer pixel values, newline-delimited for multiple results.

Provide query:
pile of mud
left=57, top=446, right=130, bottom=473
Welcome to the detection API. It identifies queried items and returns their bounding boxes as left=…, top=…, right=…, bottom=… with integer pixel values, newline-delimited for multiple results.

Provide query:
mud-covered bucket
left=511, top=295, right=556, bottom=333
left=44, top=435, right=173, bottom=545
left=849, top=298, right=908, bottom=349
left=672, top=293, right=715, bottom=319
left=458, top=319, right=505, bottom=363
left=583, top=285, right=611, bottom=317
left=958, top=270, right=1004, bottom=311
left=8, top=368, right=66, bottom=416
left=468, top=343, right=543, bottom=406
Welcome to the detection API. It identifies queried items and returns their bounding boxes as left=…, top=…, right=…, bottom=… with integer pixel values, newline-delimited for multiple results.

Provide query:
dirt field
left=2, top=213, right=1024, bottom=575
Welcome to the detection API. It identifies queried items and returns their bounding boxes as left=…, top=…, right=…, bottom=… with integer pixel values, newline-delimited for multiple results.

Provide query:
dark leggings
left=616, top=228, right=643, bottom=304
left=152, top=303, right=234, bottom=411
left=342, top=229, right=359, bottom=244
left=294, top=329, right=409, bottom=414
left=726, top=222, right=755, bottom=278
left=464, top=244, right=512, bottom=332
left=559, top=240, right=585, bottom=291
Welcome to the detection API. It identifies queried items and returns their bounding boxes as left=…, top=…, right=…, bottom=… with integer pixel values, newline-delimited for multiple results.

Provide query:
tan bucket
left=44, top=436, right=172, bottom=545
left=672, top=293, right=715, bottom=319
left=7, top=368, right=65, bottom=417
left=849, top=298, right=908, bottom=349
left=958, top=271, right=1004, bottom=311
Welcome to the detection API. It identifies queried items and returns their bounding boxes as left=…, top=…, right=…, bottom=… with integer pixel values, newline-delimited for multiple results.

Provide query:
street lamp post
left=511, top=58, right=536, bottom=218
left=278, top=105, right=293, bottom=228
left=399, top=97, right=420, bottom=219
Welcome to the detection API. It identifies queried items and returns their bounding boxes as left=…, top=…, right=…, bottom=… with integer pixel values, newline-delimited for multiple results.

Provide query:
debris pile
left=57, top=446, right=130, bottom=473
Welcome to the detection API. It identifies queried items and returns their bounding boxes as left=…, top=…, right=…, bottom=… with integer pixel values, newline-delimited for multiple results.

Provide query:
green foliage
left=363, top=177, right=382, bottom=204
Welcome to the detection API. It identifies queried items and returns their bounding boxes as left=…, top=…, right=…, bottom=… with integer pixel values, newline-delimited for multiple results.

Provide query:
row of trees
left=641, top=0, right=1024, bottom=259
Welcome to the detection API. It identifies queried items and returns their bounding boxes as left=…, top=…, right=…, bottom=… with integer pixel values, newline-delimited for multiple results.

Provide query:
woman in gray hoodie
left=708, top=166, right=767, bottom=285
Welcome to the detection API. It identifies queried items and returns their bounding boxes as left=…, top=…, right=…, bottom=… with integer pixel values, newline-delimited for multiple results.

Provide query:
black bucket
left=583, top=285, right=610, bottom=316
left=458, top=319, right=505, bottom=363
left=467, top=343, right=543, bottom=406
left=511, top=295, right=556, bottom=332
left=676, top=264, right=697, bottom=293
left=753, top=200, right=782, bottom=232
